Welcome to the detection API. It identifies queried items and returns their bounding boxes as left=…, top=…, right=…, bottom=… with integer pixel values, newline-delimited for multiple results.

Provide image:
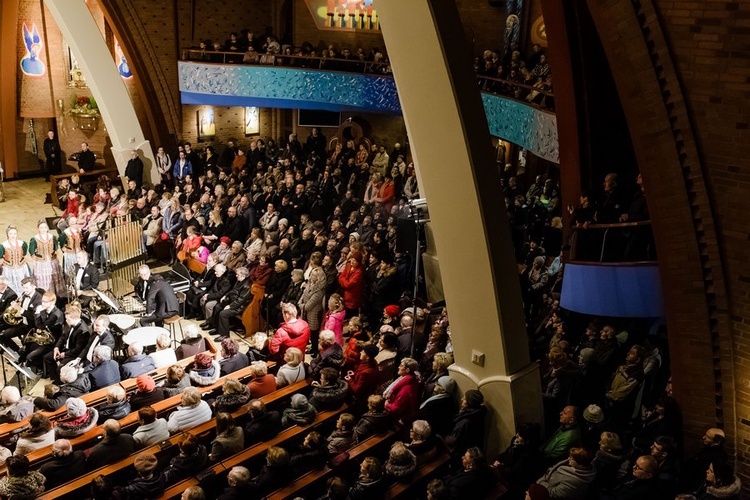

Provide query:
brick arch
left=568, top=0, right=736, bottom=457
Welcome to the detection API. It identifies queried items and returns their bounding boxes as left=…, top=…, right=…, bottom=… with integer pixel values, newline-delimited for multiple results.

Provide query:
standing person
left=28, top=221, right=65, bottom=296
left=173, top=151, right=193, bottom=186
left=0, top=225, right=30, bottom=297
left=43, top=130, right=61, bottom=180
left=77, top=142, right=95, bottom=173
left=59, top=217, right=84, bottom=279
left=269, top=303, right=311, bottom=363
left=338, top=251, right=365, bottom=317
left=156, top=147, right=173, bottom=187
left=125, top=149, right=144, bottom=189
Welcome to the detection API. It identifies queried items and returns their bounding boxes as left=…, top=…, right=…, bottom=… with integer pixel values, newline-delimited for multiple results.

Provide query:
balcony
left=178, top=52, right=560, bottom=163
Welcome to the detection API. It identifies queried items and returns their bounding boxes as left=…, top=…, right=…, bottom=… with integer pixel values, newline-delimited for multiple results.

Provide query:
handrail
left=569, top=220, right=655, bottom=262
left=574, top=220, right=651, bottom=230
left=181, top=49, right=391, bottom=74
left=476, top=74, right=555, bottom=98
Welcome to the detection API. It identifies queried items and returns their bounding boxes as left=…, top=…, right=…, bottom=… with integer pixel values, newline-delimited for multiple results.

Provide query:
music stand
left=93, top=288, right=121, bottom=313
left=0, top=344, right=38, bottom=390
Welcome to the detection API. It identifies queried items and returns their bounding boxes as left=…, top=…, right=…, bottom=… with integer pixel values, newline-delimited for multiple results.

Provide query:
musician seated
left=130, top=374, right=166, bottom=412
left=175, top=324, right=207, bottom=361
left=34, top=365, right=91, bottom=412
left=20, top=291, right=64, bottom=375
left=0, top=387, right=33, bottom=424
left=207, top=266, right=251, bottom=341
left=72, top=252, right=100, bottom=308
left=0, top=278, right=43, bottom=358
left=76, top=315, right=116, bottom=370
left=0, top=276, right=18, bottom=313
left=148, top=333, right=177, bottom=368
left=85, top=345, right=121, bottom=390
left=137, top=265, right=180, bottom=327
left=44, top=304, right=91, bottom=383
left=121, top=341, right=156, bottom=379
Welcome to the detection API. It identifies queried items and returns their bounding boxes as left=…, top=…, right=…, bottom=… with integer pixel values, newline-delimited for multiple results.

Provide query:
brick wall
left=180, top=105, right=274, bottom=150
left=653, top=0, right=750, bottom=474
left=455, top=0, right=509, bottom=55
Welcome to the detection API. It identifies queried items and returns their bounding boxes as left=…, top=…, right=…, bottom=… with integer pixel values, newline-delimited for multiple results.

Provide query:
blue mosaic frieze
left=178, top=62, right=559, bottom=163
left=481, top=93, right=559, bottom=164
left=178, top=62, right=401, bottom=114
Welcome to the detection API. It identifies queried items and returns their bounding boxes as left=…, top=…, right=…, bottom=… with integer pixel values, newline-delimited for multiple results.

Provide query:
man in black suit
left=44, top=304, right=91, bottom=383
left=76, top=314, right=116, bottom=369
left=21, top=291, right=65, bottom=373
left=0, top=277, right=18, bottom=313
left=208, top=266, right=251, bottom=341
left=124, top=149, right=144, bottom=189
left=73, top=252, right=100, bottom=308
left=0, top=278, right=43, bottom=357
left=137, top=265, right=179, bottom=327
left=77, top=142, right=96, bottom=173
left=43, top=130, right=62, bottom=180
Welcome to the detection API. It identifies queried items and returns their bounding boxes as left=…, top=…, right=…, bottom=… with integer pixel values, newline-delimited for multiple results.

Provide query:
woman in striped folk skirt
left=59, top=220, right=83, bottom=279
left=0, top=225, right=30, bottom=297
left=28, top=221, right=65, bottom=296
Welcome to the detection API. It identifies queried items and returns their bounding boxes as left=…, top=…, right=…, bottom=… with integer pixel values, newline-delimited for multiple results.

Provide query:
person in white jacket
left=167, top=387, right=212, bottom=434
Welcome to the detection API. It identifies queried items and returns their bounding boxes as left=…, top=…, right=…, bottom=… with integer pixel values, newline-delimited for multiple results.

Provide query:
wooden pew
left=38, top=377, right=313, bottom=500
left=266, top=430, right=397, bottom=500
left=158, top=403, right=346, bottom=500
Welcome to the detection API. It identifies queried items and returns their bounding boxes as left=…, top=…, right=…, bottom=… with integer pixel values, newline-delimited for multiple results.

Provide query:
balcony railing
left=476, top=75, right=555, bottom=111
left=569, top=221, right=655, bottom=263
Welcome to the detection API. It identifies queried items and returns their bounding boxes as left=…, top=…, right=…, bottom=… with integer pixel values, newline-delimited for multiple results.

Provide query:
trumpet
left=23, top=327, right=55, bottom=346
left=2, top=303, right=23, bottom=326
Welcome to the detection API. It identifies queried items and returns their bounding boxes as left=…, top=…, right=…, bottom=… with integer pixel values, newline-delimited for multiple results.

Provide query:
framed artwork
left=244, top=106, right=260, bottom=136
left=197, top=108, right=215, bottom=141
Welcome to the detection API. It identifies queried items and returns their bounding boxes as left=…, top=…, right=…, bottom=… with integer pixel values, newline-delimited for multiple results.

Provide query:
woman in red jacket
left=337, top=251, right=365, bottom=317
left=346, top=344, right=380, bottom=412
left=269, top=303, right=311, bottom=363
left=384, top=357, right=422, bottom=427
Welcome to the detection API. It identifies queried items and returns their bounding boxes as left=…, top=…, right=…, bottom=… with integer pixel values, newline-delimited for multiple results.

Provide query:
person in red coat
left=247, top=361, right=277, bottom=398
left=269, top=303, right=310, bottom=363
left=346, top=344, right=380, bottom=411
left=384, top=357, right=422, bottom=427
left=337, top=251, right=365, bottom=317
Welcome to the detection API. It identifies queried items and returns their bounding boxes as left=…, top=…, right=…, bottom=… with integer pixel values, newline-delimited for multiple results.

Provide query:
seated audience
left=290, top=431, right=328, bottom=472
left=309, top=366, right=349, bottom=411
left=130, top=374, right=166, bottom=410
left=247, top=360, right=277, bottom=397
left=244, top=399, right=282, bottom=445
left=55, top=397, right=98, bottom=438
left=214, top=377, right=251, bottom=413
left=407, top=419, right=438, bottom=465
left=121, top=341, right=156, bottom=378
left=354, top=394, right=392, bottom=442
left=282, top=393, right=318, bottom=427
left=162, top=364, right=192, bottom=397
left=348, top=456, right=387, bottom=499
left=133, top=406, right=170, bottom=449
left=38, top=439, right=86, bottom=489
left=219, top=338, right=249, bottom=376
left=97, top=385, right=131, bottom=423
left=14, top=413, right=55, bottom=456
left=189, top=352, right=221, bottom=386
left=149, top=333, right=178, bottom=368
left=167, top=387, right=212, bottom=433
left=385, top=441, right=417, bottom=480
left=0, top=455, right=45, bottom=499
left=275, top=347, right=306, bottom=387
left=443, top=447, right=496, bottom=499
left=163, top=432, right=208, bottom=484
left=86, top=419, right=136, bottom=470
left=536, top=447, right=596, bottom=499
left=327, top=413, right=356, bottom=454
left=210, top=412, right=245, bottom=461
left=112, top=451, right=166, bottom=498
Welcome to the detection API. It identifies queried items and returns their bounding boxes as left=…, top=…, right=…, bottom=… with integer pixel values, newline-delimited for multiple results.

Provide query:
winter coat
left=248, top=374, right=277, bottom=398
left=282, top=395, right=318, bottom=427
left=702, top=477, right=742, bottom=500
left=540, top=425, right=582, bottom=465
left=97, top=398, right=131, bottom=424
left=121, top=354, right=157, bottom=379
left=14, top=429, right=55, bottom=457
left=537, top=460, right=597, bottom=499
left=130, top=387, right=166, bottom=411
left=443, top=466, right=496, bottom=500
left=309, top=379, right=349, bottom=411
left=39, top=450, right=86, bottom=489
left=327, top=428, right=355, bottom=454
left=338, top=263, right=365, bottom=309
left=210, top=426, right=244, bottom=461
left=347, top=477, right=388, bottom=500
left=133, top=418, right=170, bottom=448
left=86, top=433, right=136, bottom=470
left=219, top=352, right=250, bottom=377
left=384, top=374, right=421, bottom=426
left=55, top=408, right=99, bottom=438
left=167, top=400, right=212, bottom=433
left=0, top=471, right=46, bottom=500
left=275, top=362, right=306, bottom=388
left=323, top=309, right=346, bottom=345
left=163, top=444, right=208, bottom=483
left=354, top=410, right=392, bottom=443
left=189, top=360, right=221, bottom=386
left=417, top=395, right=456, bottom=437
left=88, top=359, right=121, bottom=390
left=244, top=410, right=282, bottom=445
left=385, top=448, right=417, bottom=479
left=162, top=372, right=192, bottom=398
left=310, top=343, right=344, bottom=380
left=348, top=360, right=380, bottom=403
left=214, top=386, right=251, bottom=413
left=269, top=319, right=311, bottom=359
left=447, top=406, right=487, bottom=454
left=112, top=471, right=166, bottom=499
left=33, top=374, right=90, bottom=411
left=299, top=270, right=326, bottom=330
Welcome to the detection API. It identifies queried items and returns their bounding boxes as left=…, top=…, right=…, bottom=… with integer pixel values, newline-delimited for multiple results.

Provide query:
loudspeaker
left=396, top=217, right=419, bottom=254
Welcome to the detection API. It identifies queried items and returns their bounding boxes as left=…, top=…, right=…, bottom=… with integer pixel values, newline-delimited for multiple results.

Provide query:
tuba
left=2, top=303, right=22, bottom=326
left=23, top=327, right=55, bottom=346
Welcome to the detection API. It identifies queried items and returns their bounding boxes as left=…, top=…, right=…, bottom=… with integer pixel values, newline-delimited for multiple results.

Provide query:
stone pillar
left=377, top=0, right=542, bottom=454
left=43, top=0, right=158, bottom=185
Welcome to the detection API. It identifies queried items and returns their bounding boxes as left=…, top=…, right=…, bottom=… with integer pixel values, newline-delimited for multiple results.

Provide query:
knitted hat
left=527, top=484, right=551, bottom=500
left=278, top=218, right=289, bottom=227
left=219, top=236, right=231, bottom=245
left=66, top=397, right=87, bottom=418
left=194, top=352, right=213, bottom=369
left=583, top=404, right=604, bottom=424
left=436, top=376, right=456, bottom=395
left=137, top=374, right=155, bottom=392
left=384, top=305, right=400, bottom=317
left=363, top=344, right=379, bottom=359
left=349, top=232, right=360, bottom=241
left=291, top=393, right=309, bottom=409
left=134, top=452, right=159, bottom=473
left=464, top=390, right=484, bottom=408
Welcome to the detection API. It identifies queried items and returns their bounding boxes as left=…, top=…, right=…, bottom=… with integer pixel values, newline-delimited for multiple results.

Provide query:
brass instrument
left=2, top=302, right=22, bottom=326
left=23, top=327, right=55, bottom=346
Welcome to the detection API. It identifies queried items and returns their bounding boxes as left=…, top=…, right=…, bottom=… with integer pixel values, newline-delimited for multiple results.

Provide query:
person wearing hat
left=130, top=374, right=166, bottom=411
left=446, top=389, right=486, bottom=463
left=281, top=394, right=318, bottom=428
left=189, top=352, right=221, bottom=387
left=86, top=419, right=136, bottom=470
left=581, top=404, right=607, bottom=450
left=346, top=343, right=380, bottom=411
left=55, top=397, right=98, bottom=438
left=418, top=376, right=458, bottom=438
left=113, top=451, right=166, bottom=498
left=369, top=255, right=401, bottom=326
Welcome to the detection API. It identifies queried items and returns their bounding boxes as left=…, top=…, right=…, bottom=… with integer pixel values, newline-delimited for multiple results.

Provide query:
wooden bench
left=159, top=402, right=346, bottom=500
left=266, top=430, right=397, bottom=500
left=38, top=377, right=312, bottom=499
left=50, top=167, right=119, bottom=207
